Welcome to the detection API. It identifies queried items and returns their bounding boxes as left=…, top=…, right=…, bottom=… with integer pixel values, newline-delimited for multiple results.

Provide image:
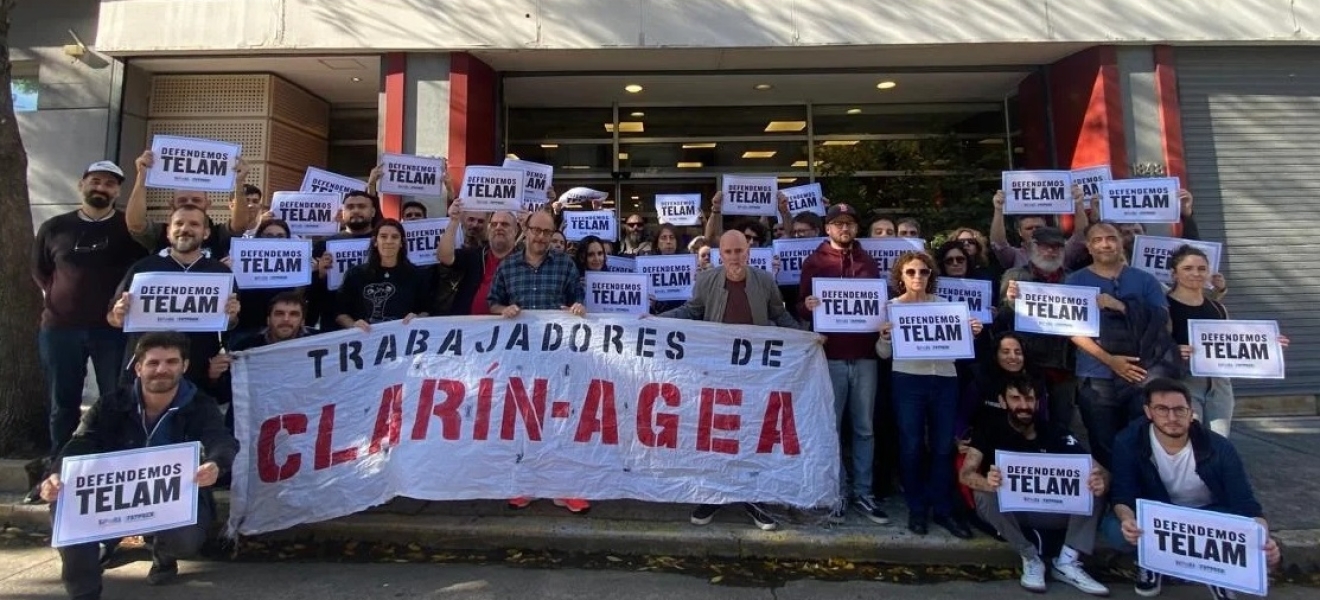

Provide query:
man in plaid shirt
left=488, top=209, right=587, bottom=317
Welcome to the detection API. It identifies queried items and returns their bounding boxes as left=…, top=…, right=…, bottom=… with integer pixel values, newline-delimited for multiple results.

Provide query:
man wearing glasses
left=31, top=161, right=148, bottom=490
left=619, top=214, right=653, bottom=256
left=990, top=186, right=1090, bottom=270
left=440, top=200, right=520, bottom=316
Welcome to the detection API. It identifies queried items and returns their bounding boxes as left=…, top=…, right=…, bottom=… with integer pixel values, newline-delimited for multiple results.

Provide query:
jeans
left=975, top=489, right=1102, bottom=559
left=38, top=327, right=126, bottom=456
left=828, top=359, right=878, bottom=499
left=892, top=372, right=959, bottom=517
left=1077, top=377, right=1129, bottom=470
left=1184, top=375, right=1235, bottom=437
left=1045, top=373, right=1079, bottom=432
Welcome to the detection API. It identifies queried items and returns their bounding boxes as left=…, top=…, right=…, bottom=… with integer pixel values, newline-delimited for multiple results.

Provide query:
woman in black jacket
left=335, top=219, right=431, bottom=331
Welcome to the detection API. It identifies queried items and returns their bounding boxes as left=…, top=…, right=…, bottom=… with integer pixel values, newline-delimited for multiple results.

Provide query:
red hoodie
left=797, top=241, right=881, bottom=360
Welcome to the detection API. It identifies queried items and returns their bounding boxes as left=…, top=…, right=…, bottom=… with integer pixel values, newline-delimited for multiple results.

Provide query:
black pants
left=52, top=493, right=214, bottom=599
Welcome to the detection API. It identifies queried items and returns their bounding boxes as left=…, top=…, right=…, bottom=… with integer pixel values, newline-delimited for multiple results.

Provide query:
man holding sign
left=40, top=332, right=237, bottom=597
left=125, top=149, right=253, bottom=261
left=959, top=376, right=1110, bottom=596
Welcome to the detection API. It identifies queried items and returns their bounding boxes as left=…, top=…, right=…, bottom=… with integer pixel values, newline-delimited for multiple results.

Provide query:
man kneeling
left=959, top=375, right=1110, bottom=595
left=40, top=332, right=238, bottom=600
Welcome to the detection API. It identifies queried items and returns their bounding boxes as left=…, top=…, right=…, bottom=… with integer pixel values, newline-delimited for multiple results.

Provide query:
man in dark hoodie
left=798, top=203, right=889, bottom=526
left=39, top=332, right=238, bottom=599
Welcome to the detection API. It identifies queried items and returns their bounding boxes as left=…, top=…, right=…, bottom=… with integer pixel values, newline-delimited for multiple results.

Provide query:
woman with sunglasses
left=936, top=240, right=1000, bottom=311
left=876, top=251, right=983, bottom=539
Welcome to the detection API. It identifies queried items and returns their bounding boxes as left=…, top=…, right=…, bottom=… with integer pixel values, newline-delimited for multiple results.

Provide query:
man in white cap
left=124, top=149, right=252, bottom=260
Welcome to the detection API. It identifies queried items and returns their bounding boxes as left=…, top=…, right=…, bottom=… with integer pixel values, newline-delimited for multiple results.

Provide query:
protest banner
left=123, top=272, right=233, bottom=333
left=1002, top=170, right=1073, bottom=215
left=502, top=158, right=554, bottom=212
left=889, top=302, right=975, bottom=360
left=404, top=218, right=459, bottom=267
left=380, top=153, right=445, bottom=197
left=1131, top=235, right=1223, bottom=287
left=563, top=210, right=619, bottom=242
left=300, top=166, right=366, bottom=194
left=1071, top=165, right=1112, bottom=208
left=460, top=166, right=525, bottom=212
left=857, top=237, right=926, bottom=279
left=558, top=187, right=610, bottom=210
left=325, top=237, right=372, bottom=291
left=720, top=175, right=778, bottom=217
left=1188, top=320, right=1285, bottom=379
left=584, top=272, right=649, bottom=315
left=146, top=135, right=240, bottom=192
left=1014, top=282, right=1100, bottom=337
left=810, top=278, right=887, bottom=333
left=229, top=238, right=313, bottom=290
left=1137, top=499, right=1269, bottom=596
left=994, top=451, right=1093, bottom=515
left=710, top=247, right=774, bottom=273
left=228, top=314, right=840, bottom=535
left=52, top=442, right=200, bottom=548
left=636, top=254, right=697, bottom=302
left=270, top=191, right=340, bottom=237
left=1099, top=177, right=1181, bottom=223
left=604, top=256, right=636, bottom=274
left=773, top=237, right=825, bottom=286
left=781, top=183, right=826, bottom=216
left=655, top=194, right=702, bottom=226
left=936, top=277, right=994, bottom=322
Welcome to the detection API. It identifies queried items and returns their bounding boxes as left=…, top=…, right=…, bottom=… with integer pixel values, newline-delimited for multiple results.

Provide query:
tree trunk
left=0, top=0, right=52, bottom=458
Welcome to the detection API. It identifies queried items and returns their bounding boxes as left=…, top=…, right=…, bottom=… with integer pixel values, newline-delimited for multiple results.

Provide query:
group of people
left=29, top=152, right=1285, bottom=599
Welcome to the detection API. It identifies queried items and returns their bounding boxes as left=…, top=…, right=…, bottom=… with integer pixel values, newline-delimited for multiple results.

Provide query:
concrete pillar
left=1116, top=47, right=1175, bottom=236
left=403, top=53, right=453, bottom=217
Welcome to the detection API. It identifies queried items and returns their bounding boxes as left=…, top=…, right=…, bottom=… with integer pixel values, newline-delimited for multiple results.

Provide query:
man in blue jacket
left=39, top=332, right=238, bottom=600
left=1106, top=378, right=1279, bottom=600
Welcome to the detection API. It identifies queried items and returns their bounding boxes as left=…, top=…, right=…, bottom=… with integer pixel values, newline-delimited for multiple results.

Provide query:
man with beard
left=619, top=213, right=653, bottom=256
left=31, top=161, right=148, bottom=467
left=107, top=206, right=240, bottom=397
left=798, top=204, right=888, bottom=525
left=38, top=332, right=237, bottom=597
left=959, top=375, right=1110, bottom=596
left=307, top=191, right=378, bottom=330
left=440, top=200, right=520, bottom=315
left=207, top=291, right=315, bottom=431
left=124, top=149, right=252, bottom=260
left=990, top=187, right=1089, bottom=270
left=1107, top=378, right=1279, bottom=600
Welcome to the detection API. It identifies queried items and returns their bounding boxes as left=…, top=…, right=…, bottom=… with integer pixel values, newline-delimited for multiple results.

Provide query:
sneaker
left=690, top=504, right=721, bottom=526
left=1020, top=555, right=1048, bottom=593
left=552, top=498, right=590, bottom=514
left=1134, top=567, right=1163, bottom=597
left=507, top=497, right=533, bottom=509
left=744, top=503, right=778, bottom=531
left=828, top=503, right=846, bottom=525
left=852, top=495, right=891, bottom=525
left=1207, top=586, right=1237, bottom=600
left=1051, top=558, right=1110, bottom=596
left=146, top=558, right=178, bottom=586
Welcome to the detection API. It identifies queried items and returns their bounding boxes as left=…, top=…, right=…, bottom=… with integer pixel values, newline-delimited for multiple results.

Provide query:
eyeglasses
left=1149, top=405, right=1192, bottom=419
left=792, top=229, right=816, bottom=237
left=943, top=256, right=967, bottom=265
left=903, top=268, right=932, bottom=277
left=745, top=235, right=760, bottom=243
left=527, top=226, right=556, bottom=237
left=625, top=222, right=644, bottom=228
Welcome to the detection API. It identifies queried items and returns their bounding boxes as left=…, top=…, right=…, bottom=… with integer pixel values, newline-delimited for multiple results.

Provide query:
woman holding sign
left=649, top=224, right=690, bottom=314
left=876, top=251, right=983, bottom=538
left=335, top=219, right=431, bottom=331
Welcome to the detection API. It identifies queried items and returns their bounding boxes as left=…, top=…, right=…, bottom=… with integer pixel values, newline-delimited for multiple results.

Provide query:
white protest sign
left=636, top=254, right=697, bottom=302
left=558, top=187, right=610, bottom=210
left=228, top=315, right=839, bottom=536
left=655, top=194, right=702, bottom=226
left=380, top=153, right=445, bottom=197
left=605, top=255, right=636, bottom=274
left=936, top=277, right=994, bottom=323
left=781, top=183, right=826, bottom=216
left=1014, top=282, right=1100, bottom=337
left=123, top=272, right=233, bottom=333
left=300, top=166, right=366, bottom=194
left=1131, top=235, right=1222, bottom=287
left=53, top=442, right=200, bottom=548
left=1099, top=177, right=1181, bottom=223
left=325, top=237, right=372, bottom=291
left=1137, top=500, right=1269, bottom=596
left=1189, top=320, right=1285, bottom=379
left=269, top=191, right=341, bottom=237
left=584, top=272, right=650, bottom=316
left=994, top=451, right=1093, bottom=515
left=720, top=175, right=778, bottom=217
left=229, top=238, right=313, bottom=290
left=563, top=210, right=618, bottom=242
left=1071, top=165, right=1112, bottom=209
left=858, top=237, right=926, bottom=279
left=460, top=166, right=525, bottom=212
left=889, top=302, right=975, bottom=360
left=146, top=135, right=241, bottom=192
left=773, top=237, right=825, bottom=286
left=1002, top=170, right=1073, bottom=215
left=810, top=278, right=887, bottom=333
left=710, top=246, right=775, bottom=274
left=404, top=218, right=458, bottom=267
left=502, top=158, right=554, bottom=212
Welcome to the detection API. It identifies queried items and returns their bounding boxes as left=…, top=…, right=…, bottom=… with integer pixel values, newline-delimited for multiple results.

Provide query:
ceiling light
left=630, top=195, right=640, bottom=200
left=765, top=121, right=807, bottom=132
left=604, top=121, right=645, bottom=133
left=754, top=83, right=773, bottom=91
left=562, top=165, right=591, bottom=170
left=682, top=142, right=717, bottom=149
left=677, top=162, right=703, bottom=168
left=540, top=143, right=559, bottom=149
left=791, top=160, right=808, bottom=168
left=821, top=140, right=859, bottom=146
left=846, top=108, right=862, bottom=115
left=624, top=84, right=644, bottom=93
left=979, top=138, right=1006, bottom=145
left=618, top=152, right=629, bottom=160
left=741, top=151, right=777, bottom=159
left=350, top=77, right=363, bottom=83
left=777, top=177, right=798, bottom=184
left=876, top=81, right=897, bottom=90
left=630, top=111, right=645, bottom=117
left=505, top=153, right=520, bottom=160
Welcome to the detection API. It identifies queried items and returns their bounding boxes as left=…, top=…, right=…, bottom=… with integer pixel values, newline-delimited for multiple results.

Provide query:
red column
left=381, top=53, right=407, bottom=220
left=447, top=53, right=498, bottom=186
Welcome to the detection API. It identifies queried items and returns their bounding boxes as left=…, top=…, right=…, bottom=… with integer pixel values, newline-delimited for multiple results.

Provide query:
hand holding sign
left=196, top=462, right=220, bottom=488
left=110, top=292, right=132, bottom=328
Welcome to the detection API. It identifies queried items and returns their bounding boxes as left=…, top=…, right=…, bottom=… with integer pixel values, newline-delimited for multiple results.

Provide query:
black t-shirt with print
left=336, top=262, right=432, bottom=324
left=969, top=415, right=1089, bottom=476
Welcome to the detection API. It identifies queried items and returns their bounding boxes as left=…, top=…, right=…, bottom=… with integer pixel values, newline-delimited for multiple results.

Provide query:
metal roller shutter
left=1176, top=47, right=1320, bottom=397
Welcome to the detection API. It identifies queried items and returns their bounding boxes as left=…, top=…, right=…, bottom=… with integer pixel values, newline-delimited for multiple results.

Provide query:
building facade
left=12, top=0, right=1320, bottom=402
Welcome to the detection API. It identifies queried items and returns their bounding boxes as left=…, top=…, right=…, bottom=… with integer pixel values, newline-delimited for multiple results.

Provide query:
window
left=12, top=76, right=38, bottom=112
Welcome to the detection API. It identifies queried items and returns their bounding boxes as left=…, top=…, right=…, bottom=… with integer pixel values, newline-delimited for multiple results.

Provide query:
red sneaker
left=507, top=497, right=533, bottom=509
left=553, top=498, right=590, bottom=514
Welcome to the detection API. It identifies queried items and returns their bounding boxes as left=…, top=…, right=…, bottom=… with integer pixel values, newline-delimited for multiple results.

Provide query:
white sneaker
left=1051, top=558, right=1110, bottom=596
left=1020, top=555, right=1047, bottom=593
